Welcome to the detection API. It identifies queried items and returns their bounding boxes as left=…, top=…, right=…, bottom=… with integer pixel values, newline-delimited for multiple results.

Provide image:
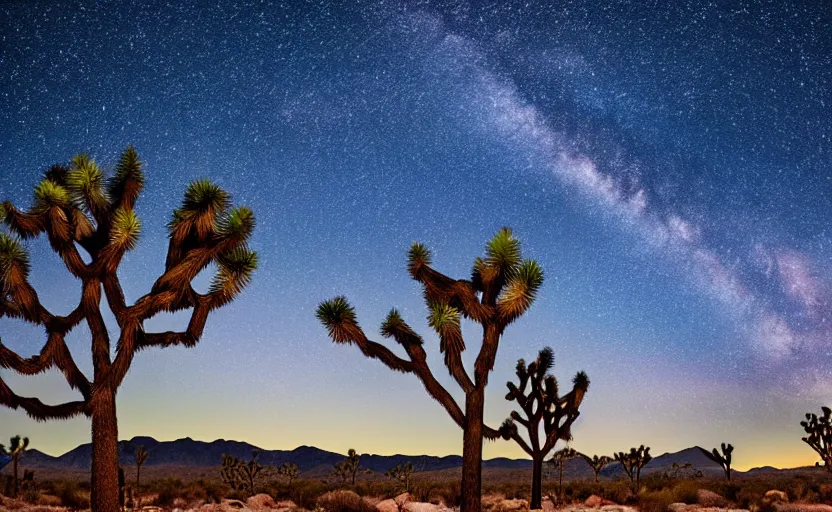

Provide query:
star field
left=0, top=1, right=830, bottom=469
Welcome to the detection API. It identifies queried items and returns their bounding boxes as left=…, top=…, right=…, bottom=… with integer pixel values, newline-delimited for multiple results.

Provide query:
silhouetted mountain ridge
left=14, top=438, right=750, bottom=476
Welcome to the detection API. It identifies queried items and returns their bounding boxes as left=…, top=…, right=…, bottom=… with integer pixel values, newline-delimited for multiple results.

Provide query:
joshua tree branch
left=0, top=377, right=88, bottom=421
left=0, top=334, right=91, bottom=399
left=507, top=430, right=534, bottom=456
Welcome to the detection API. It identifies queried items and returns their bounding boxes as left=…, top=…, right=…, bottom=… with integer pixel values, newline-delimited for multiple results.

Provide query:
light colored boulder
left=497, top=498, right=529, bottom=512
left=396, top=493, right=414, bottom=507
left=775, top=506, right=832, bottom=512
left=247, top=494, right=278, bottom=510
left=404, top=502, right=451, bottom=512
left=697, top=490, right=728, bottom=508
left=378, top=498, right=402, bottom=512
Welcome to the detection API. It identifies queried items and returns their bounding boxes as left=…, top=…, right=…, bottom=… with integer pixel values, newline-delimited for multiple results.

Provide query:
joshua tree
left=0, top=148, right=257, bottom=510
left=6, top=435, right=29, bottom=497
left=801, top=406, right=832, bottom=472
left=333, top=460, right=350, bottom=484
left=135, top=444, right=149, bottom=488
left=220, top=451, right=263, bottom=495
left=615, top=446, right=652, bottom=493
left=699, top=443, right=733, bottom=480
left=279, top=462, right=299, bottom=485
left=550, top=447, right=577, bottom=504
left=578, top=453, right=613, bottom=483
left=386, top=462, right=416, bottom=493
left=499, top=347, right=589, bottom=509
left=316, top=228, right=543, bottom=512
left=340, top=448, right=361, bottom=485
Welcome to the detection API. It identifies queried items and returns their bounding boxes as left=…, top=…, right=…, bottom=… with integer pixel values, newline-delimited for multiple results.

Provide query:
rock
left=247, top=494, right=278, bottom=510
left=585, top=495, right=617, bottom=508
left=223, top=500, right=250, bottom=510
left=404, top=502, right=450, bottom=512
left=378, top=498, right=402, bottom=512
left=668, top=503, right=692, bottom=512
left=697, top=490, right=729, bottom=508
left=764, top=491, right=789, bottom=505
left=542, top=497, right=556, bottom=512
left=274, top=500, right=298, bottom=510
left=775, top=506, right=832, bottom=512
left=396, top=493, right=414, bottom=507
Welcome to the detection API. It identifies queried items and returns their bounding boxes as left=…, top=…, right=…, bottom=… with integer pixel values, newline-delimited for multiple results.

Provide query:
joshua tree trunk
left=461, top=390, right=484, bottom=512
left=12, top=456, right=18, bottom=497
left=137, top=464, right=142, bottom=488
left=558, top=460, right=565, bottom=503
left=91, top=391, right=120, bottom=512
left=530, top=455, right=543, bottom=510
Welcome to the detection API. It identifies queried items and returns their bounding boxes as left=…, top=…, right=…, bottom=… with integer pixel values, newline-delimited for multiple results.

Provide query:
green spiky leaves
left=0, top=233, right=30, bottom=288
left=486, top=227, right=521, bottom=270
left=219, top=206, right=256, bottom=241
left=169, top=179, right=233, bottom=242
left=407, top=242, right=432, bottom=277
left=109, top=208, right=141, bottom=252
left=497, top=259, right=543, bottom=324
left=210, top=246, right=258, bottom=304
left=428, top=302, right=465, bottom=356
left=67, top=154, right=108, bottom=213
left=33, top=180, right=70, bottom=212
left=381, top=309, right=423, bottom=346
left=316, top=296, right=362, bottom=344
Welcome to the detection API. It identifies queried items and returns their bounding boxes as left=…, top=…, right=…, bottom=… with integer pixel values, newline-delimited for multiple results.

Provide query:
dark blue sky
left=1, top=1, right=830, bottom=468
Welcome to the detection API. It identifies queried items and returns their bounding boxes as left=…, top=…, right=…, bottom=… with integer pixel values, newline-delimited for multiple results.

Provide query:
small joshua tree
left=220, top=451, right=263, bottom=496
left=499, top=347, right=589, bottom=510
left=615, top=446, right=652, bottom=493
left=333, top=460, right=350, bottom=484
left=386, top=462, right=416, bottom=493
left=699, top=443, right=733, bottom=480
left=550, top=447, right=577, bottom=504
left=341, top=448, right=362, bottom=485
left=279, top=462, right=299, bottom=485
left=6, top=435, right=28, bottom=498
left=0, top=148, right=257, bottom=510
left=316, top=228, right=543, bottom=512
left=135, top=444, right=150, bottom=488
left=801, top=406, right=832, bottom=472
left=578, top=453, right=613, bottom=483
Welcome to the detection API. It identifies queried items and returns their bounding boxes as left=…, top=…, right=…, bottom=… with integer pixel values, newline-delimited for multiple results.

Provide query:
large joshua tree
left=499, top=347, right=589, bottom=510
left=0, top=148, right=257, bottom=510
left=801, top=406, right=832, bottom=472
left=316, top=228, right=543, bottom=512
left=699, top=443, right=733, bottom=480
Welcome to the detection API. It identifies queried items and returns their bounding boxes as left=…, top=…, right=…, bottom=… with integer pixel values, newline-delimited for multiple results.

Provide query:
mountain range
left=14, top=436, right=746, bottom=479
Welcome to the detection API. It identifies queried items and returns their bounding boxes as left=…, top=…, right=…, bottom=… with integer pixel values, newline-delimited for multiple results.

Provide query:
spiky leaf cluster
left=802, top=406, right=832, bottom=472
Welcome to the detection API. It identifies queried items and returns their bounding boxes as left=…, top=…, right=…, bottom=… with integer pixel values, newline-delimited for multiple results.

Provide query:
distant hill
left=14, top=437, right=748, bottom=478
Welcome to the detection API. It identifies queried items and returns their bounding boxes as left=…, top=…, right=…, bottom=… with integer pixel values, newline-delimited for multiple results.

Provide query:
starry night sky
left=1, top=1, right=830, bottom=470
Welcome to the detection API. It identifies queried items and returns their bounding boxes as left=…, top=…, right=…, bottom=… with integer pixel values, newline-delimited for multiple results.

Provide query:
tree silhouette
left=316, top=228, right=543, bottom=512
left=499, top=347, right=589, bottom=509
left=386, top=462, right=416, bottom=493
left=699, top=443, right=733, bottom=480
left=220, top=451, right=263, bottom=496
left=135, top=445, right=149, bottom=488
left=279, top=462, right=299, bottom=485
left=578, top=453, right=613, bottom=483
left=550, top=447, right=577, bottom=504
left=615, top=446, right=652, bottom=493
left=0, top=148, right=257, bottom=510
left=333, top=460, right=350, bottom=484
left=801, top=406, right=832, bottom=472
left=5, top=435, right=29, bottom=497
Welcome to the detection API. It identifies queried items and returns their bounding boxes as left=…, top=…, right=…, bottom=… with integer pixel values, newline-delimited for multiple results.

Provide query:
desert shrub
left=317, top=490, right=376, bottom=512
left=639, top=489, right=677, bottom=512
left=671, top=481, right=700, bottom=504
left=149, top=477, right=185, bottom=506
left=287, top=479, right=337, bottom=509
left=432, top=481, right=462, bottom=507
left=23, top=489, right=41, bottom=504
left=57, top=480, right=90, bottom=509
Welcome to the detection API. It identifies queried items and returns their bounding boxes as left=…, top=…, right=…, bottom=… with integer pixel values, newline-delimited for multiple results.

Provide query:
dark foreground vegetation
left=2, top=466, right=832, bottom=511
